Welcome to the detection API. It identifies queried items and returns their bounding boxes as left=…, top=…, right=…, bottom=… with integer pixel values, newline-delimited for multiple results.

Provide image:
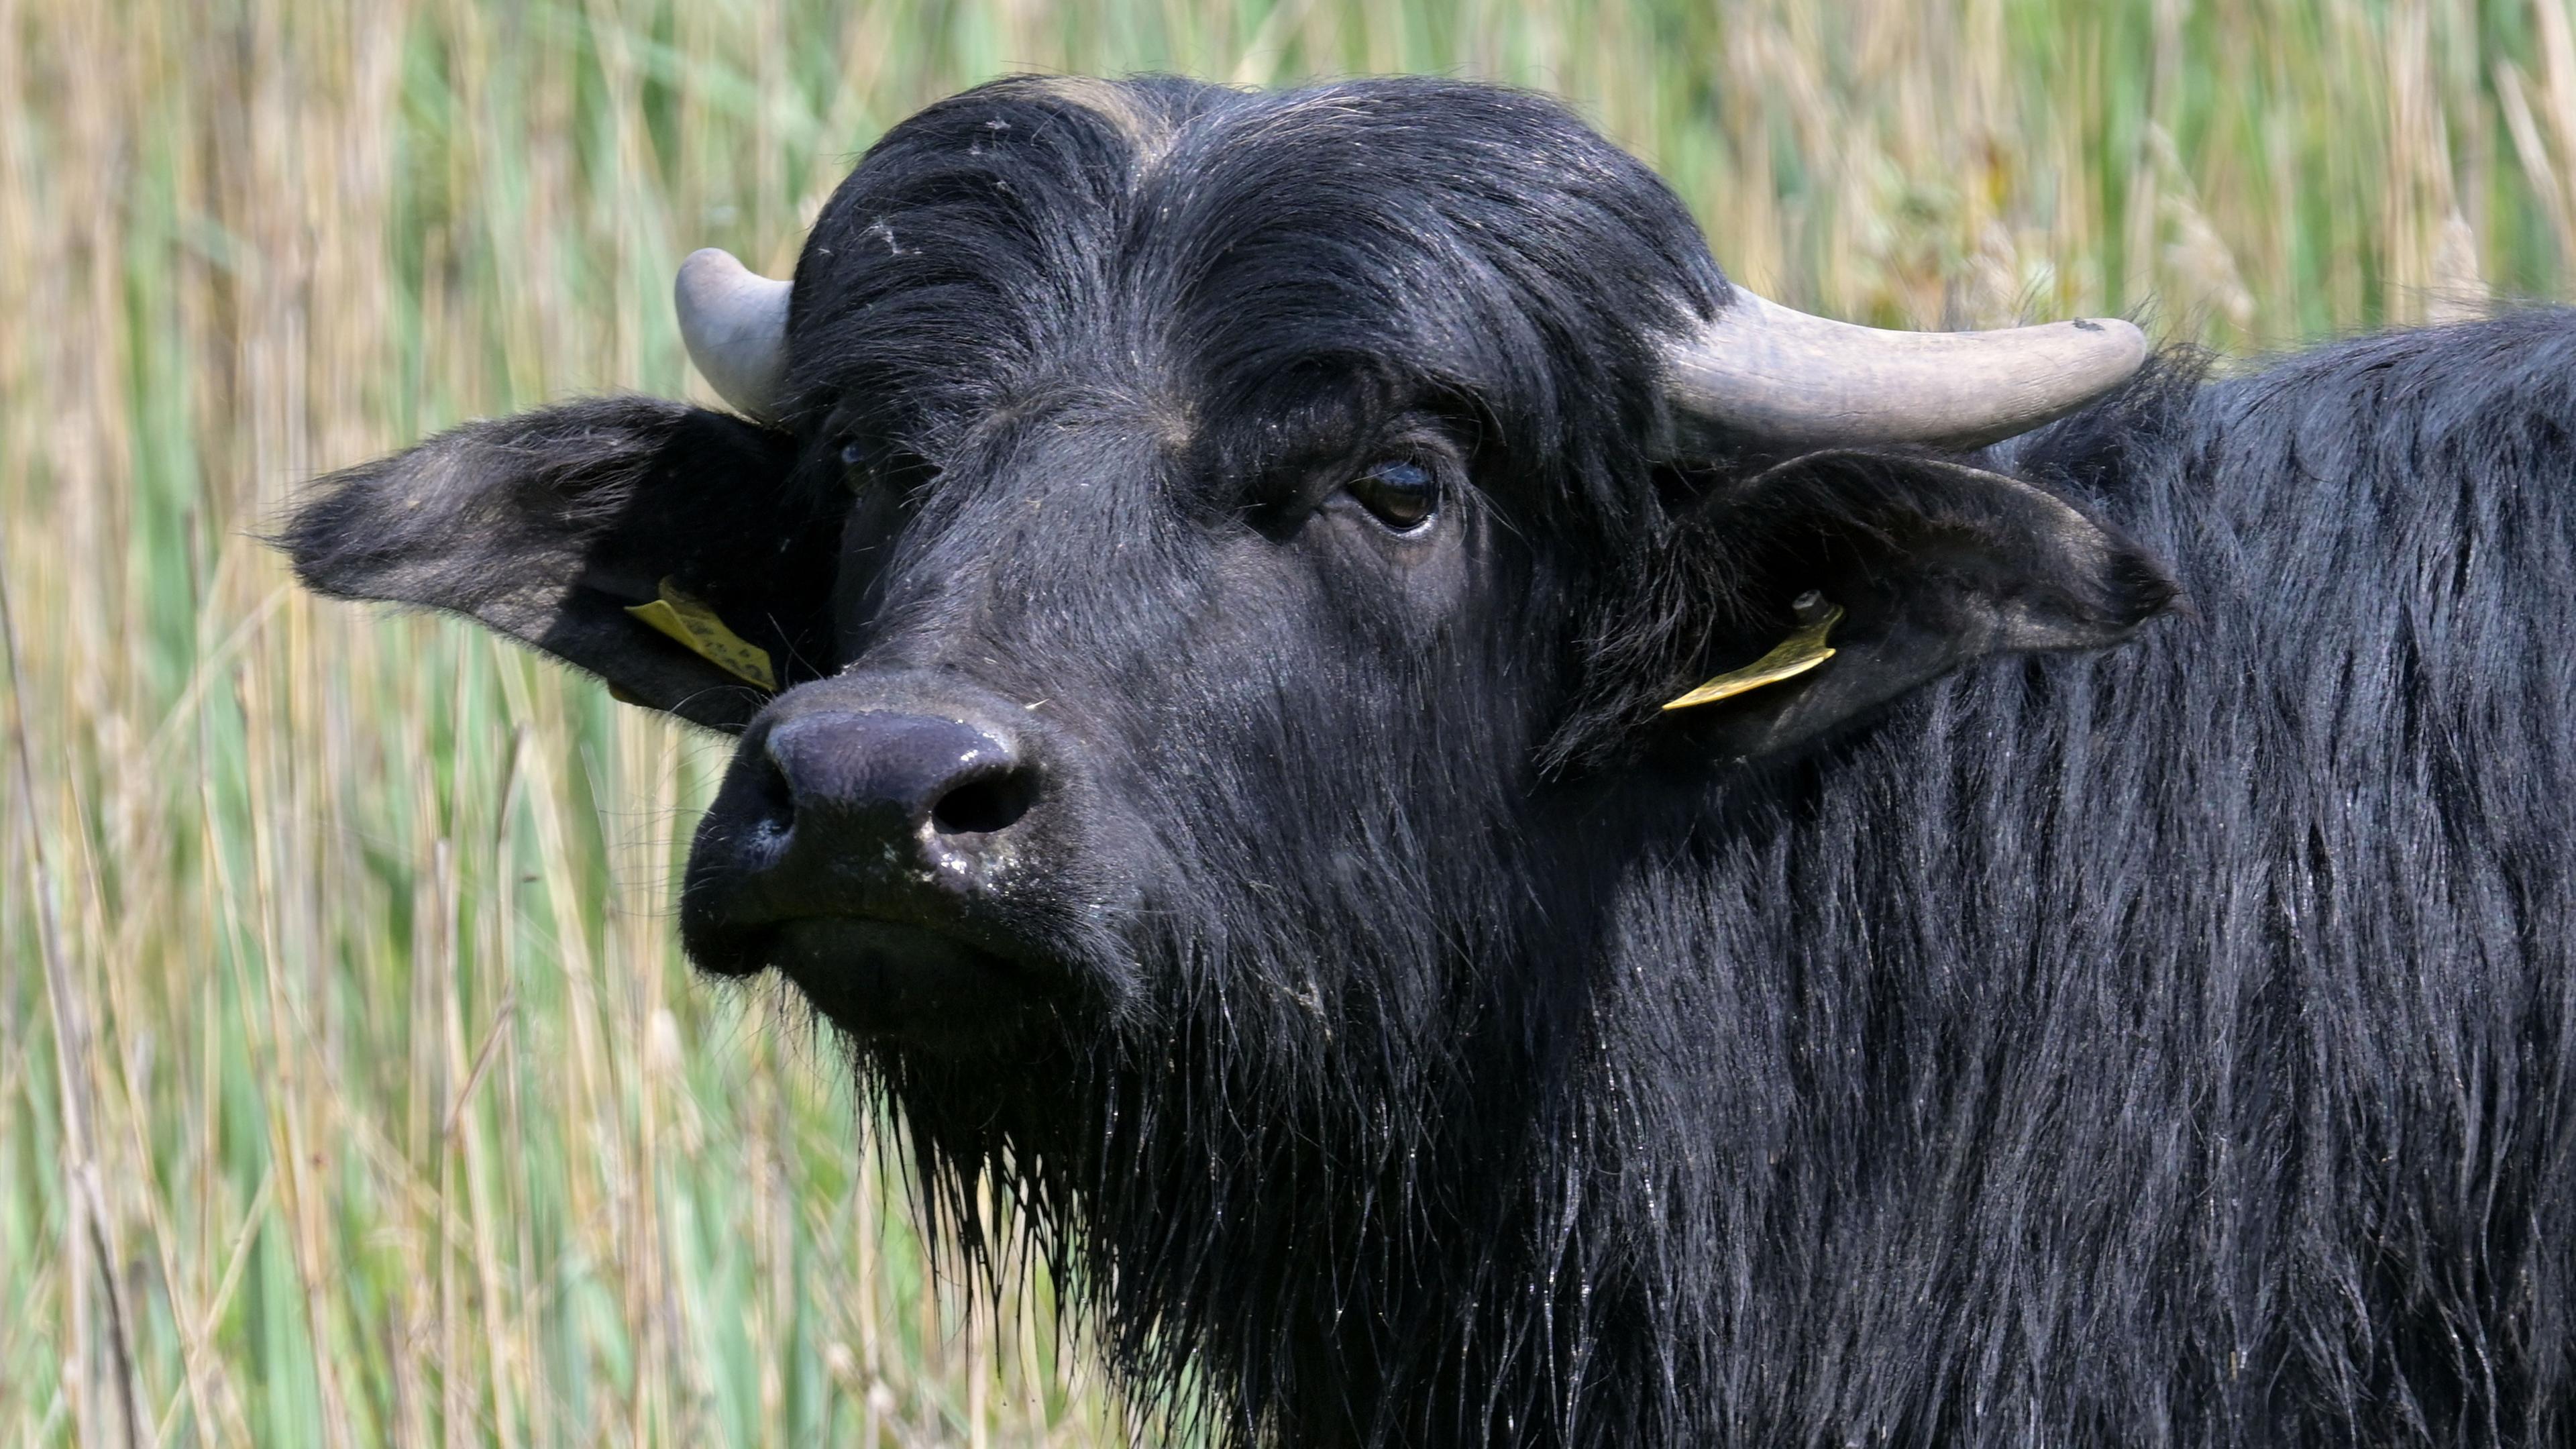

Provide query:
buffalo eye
left=1346, top=460, right=1437, bottom=533
left=837, top=437, right=872, bottom=489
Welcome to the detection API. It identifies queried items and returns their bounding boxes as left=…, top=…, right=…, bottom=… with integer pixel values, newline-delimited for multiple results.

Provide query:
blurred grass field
left=6, top=0, right=2576, bottom=1444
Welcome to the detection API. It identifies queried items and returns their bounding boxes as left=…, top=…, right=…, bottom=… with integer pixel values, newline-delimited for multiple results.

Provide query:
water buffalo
left=284, top=75, right=2576, bottom=1446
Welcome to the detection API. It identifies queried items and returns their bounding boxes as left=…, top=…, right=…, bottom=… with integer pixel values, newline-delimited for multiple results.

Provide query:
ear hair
left=280, top=396, right=843, bottom=730
left=1545, top=448, right=2182, bottom=771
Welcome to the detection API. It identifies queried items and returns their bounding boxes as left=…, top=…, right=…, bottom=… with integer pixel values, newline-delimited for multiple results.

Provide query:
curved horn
left=1663, top=288, right=2148, bottom=451
left=676, top=248, right=792, bottom=423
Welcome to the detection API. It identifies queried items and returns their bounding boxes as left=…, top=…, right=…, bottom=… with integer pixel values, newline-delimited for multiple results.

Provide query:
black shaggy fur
left=284, top=75, right=2576, bottom=1447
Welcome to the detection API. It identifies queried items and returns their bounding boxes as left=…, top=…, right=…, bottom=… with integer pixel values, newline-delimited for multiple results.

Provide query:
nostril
left=930, top=768, right=1037, bottom=835
left=742, top=736, right=800, bottom=847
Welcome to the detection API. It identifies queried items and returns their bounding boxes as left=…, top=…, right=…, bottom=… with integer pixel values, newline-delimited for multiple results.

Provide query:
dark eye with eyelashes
left=841, top=441, right=936, bottom=508
left=837, top=439, right=875, bottom=491
left=839, top=437, right=916, bottom=497
left=1345, top=460, right=1438, bottom=533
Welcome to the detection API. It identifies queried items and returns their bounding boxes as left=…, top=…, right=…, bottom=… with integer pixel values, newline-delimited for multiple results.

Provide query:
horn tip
left=2073, top=315, right=2150, bottom=366
left=675, top=247, right=760, bottom=308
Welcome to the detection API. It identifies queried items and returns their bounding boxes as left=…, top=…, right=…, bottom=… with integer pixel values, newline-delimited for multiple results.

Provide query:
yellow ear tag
left=1661, top=592, right=1843, bottom=711
left=625, top=579, right=777, bottom=691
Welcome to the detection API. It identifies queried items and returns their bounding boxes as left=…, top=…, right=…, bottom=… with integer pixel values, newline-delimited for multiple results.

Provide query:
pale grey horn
left=675, top=248, right=792, bottom=423
left=1663, top=288, right=2148, bottom=451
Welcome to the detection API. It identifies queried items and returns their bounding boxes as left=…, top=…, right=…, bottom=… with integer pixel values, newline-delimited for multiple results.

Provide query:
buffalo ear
left=280, top=396, right=845, bottom=732
left=1664, top=449, right=2181, bottom=759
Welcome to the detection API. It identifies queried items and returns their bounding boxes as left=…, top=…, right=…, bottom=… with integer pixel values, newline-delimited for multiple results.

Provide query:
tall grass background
left=5, top=1, right=2575, bottom=1444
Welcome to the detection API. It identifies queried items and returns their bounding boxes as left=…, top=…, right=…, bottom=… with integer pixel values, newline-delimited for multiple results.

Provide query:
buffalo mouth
left=771, top=918, right=1029, bottom=1046
left=682, top=906, right=1057, bottom=1051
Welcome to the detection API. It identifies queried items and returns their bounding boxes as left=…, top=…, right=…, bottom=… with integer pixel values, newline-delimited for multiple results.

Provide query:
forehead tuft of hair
left=1018, top=74, right=1187, bottom=164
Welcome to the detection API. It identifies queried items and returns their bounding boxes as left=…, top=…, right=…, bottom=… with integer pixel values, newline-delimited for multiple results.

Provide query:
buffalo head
left=284, top=72, right=2177, bottom=1438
